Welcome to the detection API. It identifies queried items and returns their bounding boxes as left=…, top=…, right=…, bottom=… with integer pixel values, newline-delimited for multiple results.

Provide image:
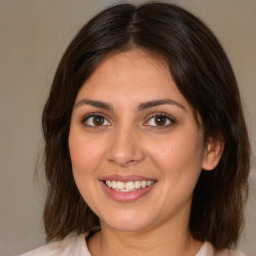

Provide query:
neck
left=87, top=216, right=203, bottom=256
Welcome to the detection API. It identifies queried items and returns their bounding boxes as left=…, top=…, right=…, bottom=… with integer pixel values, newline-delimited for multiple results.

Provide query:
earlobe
left=202, top=137, right=224, bottom=171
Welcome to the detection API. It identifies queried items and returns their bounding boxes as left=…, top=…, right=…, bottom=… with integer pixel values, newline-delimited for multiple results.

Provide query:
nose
left=106, top=125, right=145, bottom=167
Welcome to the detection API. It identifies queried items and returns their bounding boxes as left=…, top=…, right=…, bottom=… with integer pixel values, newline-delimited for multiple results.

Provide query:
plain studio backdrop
left=0, top=0, right=255, bottom=255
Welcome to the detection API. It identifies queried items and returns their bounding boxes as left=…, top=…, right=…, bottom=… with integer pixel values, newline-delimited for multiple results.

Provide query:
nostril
left=105, top=133, right=145, bottom=166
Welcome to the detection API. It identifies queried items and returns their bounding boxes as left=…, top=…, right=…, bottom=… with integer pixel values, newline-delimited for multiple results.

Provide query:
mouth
left=104, top=180, right=155, bottom=192
left=100, top=176, right=157, bottom=202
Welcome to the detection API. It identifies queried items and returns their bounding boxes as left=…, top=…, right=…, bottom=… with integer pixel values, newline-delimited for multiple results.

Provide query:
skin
left=69, top=49, right=223, bottom=256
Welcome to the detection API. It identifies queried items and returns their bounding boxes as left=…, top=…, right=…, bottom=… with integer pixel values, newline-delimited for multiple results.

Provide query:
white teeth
left=105, top=180, right=154, bottom=192
left=116, top=181, right=125, bottom=190
left=112, top=180, right=117, bottom=189
left=135, top=181, right=141, bottom=189
left=126, top=181, right=135, bottom=190
left=106, top=180, right=112, bottom=188
left=146, top=181, right=152, bottom=186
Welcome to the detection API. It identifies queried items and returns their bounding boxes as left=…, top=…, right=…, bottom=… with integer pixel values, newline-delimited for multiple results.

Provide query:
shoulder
left=217, top=248, right=246, bottom=256
left=19, top=233, right=90, bottom=256
left=197, top=242, right=246, bottom=256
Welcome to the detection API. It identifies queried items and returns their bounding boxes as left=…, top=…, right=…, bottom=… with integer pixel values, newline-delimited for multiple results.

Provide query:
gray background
left=0, top=0, right=255, bottom=255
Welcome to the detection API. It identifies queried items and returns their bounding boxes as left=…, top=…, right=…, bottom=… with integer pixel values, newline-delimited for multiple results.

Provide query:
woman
left=21, top=2, right=250, bottom=256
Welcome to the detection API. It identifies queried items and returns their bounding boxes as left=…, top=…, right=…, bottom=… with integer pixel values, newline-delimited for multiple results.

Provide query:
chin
left=99, top=210, right=156, bottom=233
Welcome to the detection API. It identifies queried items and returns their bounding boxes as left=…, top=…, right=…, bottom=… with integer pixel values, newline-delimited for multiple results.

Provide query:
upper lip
left=100, top=175, right=156, bottom=182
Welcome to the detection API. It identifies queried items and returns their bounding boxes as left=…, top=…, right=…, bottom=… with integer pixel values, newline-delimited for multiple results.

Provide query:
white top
left=20, top=233, right=246, bottom=256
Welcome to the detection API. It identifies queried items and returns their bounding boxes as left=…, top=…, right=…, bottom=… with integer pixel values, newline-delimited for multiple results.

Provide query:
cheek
left=147, top=130, right=205, bottom=181
left=68, top=131, right=106, bottom=176
left=68, top=132, right=107, bottom=206
left=147, top=132, right=205, bottom=211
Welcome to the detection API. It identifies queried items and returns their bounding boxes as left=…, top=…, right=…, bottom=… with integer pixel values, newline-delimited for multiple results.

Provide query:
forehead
left=88, top=49, right=169, bottom=82
left=76, top=49, right=187, bottom=105
left=73, top=48, right=202, bottom=126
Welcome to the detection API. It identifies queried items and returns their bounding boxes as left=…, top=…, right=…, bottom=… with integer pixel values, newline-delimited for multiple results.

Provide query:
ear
left=202, top=137, right=224, bottom=171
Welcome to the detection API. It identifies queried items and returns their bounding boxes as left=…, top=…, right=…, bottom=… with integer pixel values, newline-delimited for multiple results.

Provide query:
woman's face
left=69, top=49, right=213, bottom=233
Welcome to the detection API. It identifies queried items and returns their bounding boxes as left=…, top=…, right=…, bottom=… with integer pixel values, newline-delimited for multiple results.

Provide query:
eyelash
left=81, top=112, right=175, bottom=129
left=144, top=113, right=175, bottom=129
left=81, top=113, right=111, bottom=128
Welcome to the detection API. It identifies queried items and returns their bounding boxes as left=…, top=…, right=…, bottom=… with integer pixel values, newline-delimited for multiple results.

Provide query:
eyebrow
left=74, top=98, right=186, bottom=111
left=137, top=99, right=186, bottom=111
left=74, top=99, right=113, bottom=110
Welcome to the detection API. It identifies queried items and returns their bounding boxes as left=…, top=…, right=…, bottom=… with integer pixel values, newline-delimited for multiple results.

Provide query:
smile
left=100, top=176, right=156, bottom=202
left=105, top=180, right=154, bottom=192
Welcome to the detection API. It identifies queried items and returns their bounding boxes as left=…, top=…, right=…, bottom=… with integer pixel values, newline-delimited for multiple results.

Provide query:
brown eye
left=84, top=114, right=111, bottom=127
left=145, top=114, right=174, bottom=128
left=155, top=116, right=167, bottom=126
left=93, top=116, right=104, bottom=126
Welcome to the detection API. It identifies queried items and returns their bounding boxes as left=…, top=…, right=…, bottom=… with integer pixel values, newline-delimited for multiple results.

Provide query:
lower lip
left=100, top=181, right=156, bottom=202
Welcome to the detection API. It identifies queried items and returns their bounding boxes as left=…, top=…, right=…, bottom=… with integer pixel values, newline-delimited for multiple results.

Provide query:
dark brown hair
left=42, top=2, right=250, bottom=249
